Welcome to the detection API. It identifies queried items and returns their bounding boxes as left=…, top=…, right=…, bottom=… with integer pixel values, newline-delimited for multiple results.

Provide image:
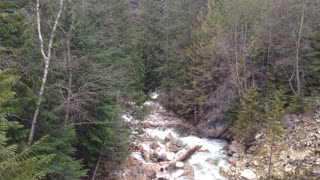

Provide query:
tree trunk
left=28, top=60, right=49, bottom=146
left=28, top=0, right=64, bottom=146
left=64, top=1, right=76, bottom=124
left=295, top=0, right=308, bottom=95
left=160, top=145, right=202, bottom=171
left=91, top=153, right=102, bottom=180
left=268, top=139, right=273, bottom=179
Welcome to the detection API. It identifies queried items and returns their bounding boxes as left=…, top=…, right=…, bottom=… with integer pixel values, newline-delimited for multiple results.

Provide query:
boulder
left=240, top=169, right=257, bottom=180
left=280, top=115, right=292, bottom=129
left=194, top=79, right=236, bottom=138
left=165, top=152, right=175, bottom=161
left=153, top=150, right=166, bottom=162
left=142, top=151, right=150, bottom=162
left=175, top=161, right=184, bottom=168
left=164, top=133, right=174, bottom=143
left=196, top=121, right=228, bottom=138
left=228, top=157, right=239, bottom=166
left=284, top=164, right=294, bottom=172
left=311, top=168, right=320, bottom=176
left=219, top=165, right=231, bottom=177
left=151, top=142, right=160, bottom=149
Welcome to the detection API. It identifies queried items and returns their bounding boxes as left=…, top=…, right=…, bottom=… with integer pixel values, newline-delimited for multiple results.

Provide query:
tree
left=28, top=0, right=64, bottom=146
left=178, top=0, right=225, bottom=124
left=230, top=86, right=260, bottom=143
left=295, top=0, right=309, bottom=95
left=263, top=88, right=287, bottom=178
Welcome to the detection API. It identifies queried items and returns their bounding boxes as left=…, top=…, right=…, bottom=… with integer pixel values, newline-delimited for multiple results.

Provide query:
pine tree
left=77, top=98, right=128, bottom=178
left=178, top=0, right=225, bottom=124
left=230, top=86, right=260, bottom=143
left=263, top=88, right=287, bottom=178
left=138, top=0, right=166, bottom=92
left=159, top=0, right=201, bottom=110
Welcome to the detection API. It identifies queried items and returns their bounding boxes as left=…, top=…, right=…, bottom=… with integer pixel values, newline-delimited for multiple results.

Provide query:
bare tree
left=28, top=0, right=65, bottom=146
left=295, top=0, right=308, bottom=95
left=64, top=1, right=76, bottom=124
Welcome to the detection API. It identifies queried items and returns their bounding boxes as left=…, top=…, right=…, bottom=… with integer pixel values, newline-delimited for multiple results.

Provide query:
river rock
left=142, top=151, right=150, bottom=161
left=240, top=169, right=257, bottom=180
left=165, top=152, right=175, bottom=161
left=219, top=165, right=231, bottom=177
left=153, top=149, right=166, bottom=162
left=151, top=142, right=160, bottom=149
left=165, top=132, right=174, bottom=143
left=228, top=157, right=239, bottom=166
left=206, top=158, right=218, bottom=166
left=284, top=164, right=294, bottom=172
left=175, top=162, right=184, bottom=168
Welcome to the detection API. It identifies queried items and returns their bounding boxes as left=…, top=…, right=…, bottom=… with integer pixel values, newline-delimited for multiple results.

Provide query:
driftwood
left=160, top=145, right=202, bottom=171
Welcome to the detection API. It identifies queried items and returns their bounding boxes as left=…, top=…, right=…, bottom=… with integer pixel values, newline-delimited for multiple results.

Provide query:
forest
left=0, top=0, right=319, bottom=179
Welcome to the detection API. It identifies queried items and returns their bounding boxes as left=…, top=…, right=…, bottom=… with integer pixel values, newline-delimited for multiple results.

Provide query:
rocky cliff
left=223, top=109, right=320, bottom=179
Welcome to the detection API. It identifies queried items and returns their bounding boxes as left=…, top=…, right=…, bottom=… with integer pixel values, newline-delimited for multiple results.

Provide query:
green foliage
left=230, top=86, right=261, bottom=143
left=287, top=94, right=305, bottom=114
left=0, top=132, right=55, bottom=180
left=0, top=71, right=54, bottom=180
left=263, top=88, right=287, bottom=141
left=176, top=0, right=226, bottom=124
left=304, top=31, right=320, bottom=95
left=77, top=98, right=128, bottom=177
left=36, top=125, right=87, bottom=180
left=0, top=71, right=17, bottom=112
left=226, top=98, right=241, bottom=126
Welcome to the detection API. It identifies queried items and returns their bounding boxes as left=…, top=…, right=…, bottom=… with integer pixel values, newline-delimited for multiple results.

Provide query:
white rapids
left=121, top=92, right=230, bottom=180
left=145, top=128, right=230, bottom=180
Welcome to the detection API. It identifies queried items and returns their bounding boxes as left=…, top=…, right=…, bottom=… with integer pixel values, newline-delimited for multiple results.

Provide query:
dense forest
left=0, top=0, right=319, bottom=179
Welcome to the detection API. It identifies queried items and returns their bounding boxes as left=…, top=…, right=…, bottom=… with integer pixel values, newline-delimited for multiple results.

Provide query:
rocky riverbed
left=116, top=94, right=230, bottom=180
left=115, top=93, right=320, bottom=180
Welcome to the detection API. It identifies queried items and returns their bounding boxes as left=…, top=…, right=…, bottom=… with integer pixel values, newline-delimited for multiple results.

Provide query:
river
left=119, top=93, right=230, bottom=180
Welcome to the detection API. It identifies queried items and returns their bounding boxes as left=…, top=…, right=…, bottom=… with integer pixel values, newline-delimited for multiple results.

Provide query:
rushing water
left=145, top=128, right=230, bottom=180
left=123, top=93, right=230, bottom=180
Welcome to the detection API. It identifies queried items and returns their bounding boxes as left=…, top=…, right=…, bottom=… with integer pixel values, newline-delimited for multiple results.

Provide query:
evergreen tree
left=77, top=98, right=128, bottom=178
left=230, top=86, right=260, bottom=143
left=138, top=0, right=166, bottom=92
left=178, top=0, right=225, bottom=124
left=263, top=88, right=287, bottom=178
left=159, top=0, right=202, bottom=110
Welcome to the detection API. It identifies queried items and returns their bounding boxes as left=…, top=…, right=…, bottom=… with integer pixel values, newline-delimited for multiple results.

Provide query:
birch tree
left=295, top=0, right=309, bottom=95
left=28, top=0, right=64, bottom=146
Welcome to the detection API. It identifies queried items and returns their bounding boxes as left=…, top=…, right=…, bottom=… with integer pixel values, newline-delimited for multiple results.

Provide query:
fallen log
left=160, top=145, right=202, bottom=171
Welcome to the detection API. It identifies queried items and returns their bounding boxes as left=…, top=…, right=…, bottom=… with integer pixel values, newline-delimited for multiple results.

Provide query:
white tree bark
left=295, top=0, right=308, bottom=95
left=28, top=0, right=64, bottom=146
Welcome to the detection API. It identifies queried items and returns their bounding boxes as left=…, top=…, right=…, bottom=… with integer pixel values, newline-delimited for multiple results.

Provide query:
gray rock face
left=196, top=121, right=229, bottom=138
left=280, top=115, right=292, bottom=129
left=195, top=77, right=236, bottom=138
